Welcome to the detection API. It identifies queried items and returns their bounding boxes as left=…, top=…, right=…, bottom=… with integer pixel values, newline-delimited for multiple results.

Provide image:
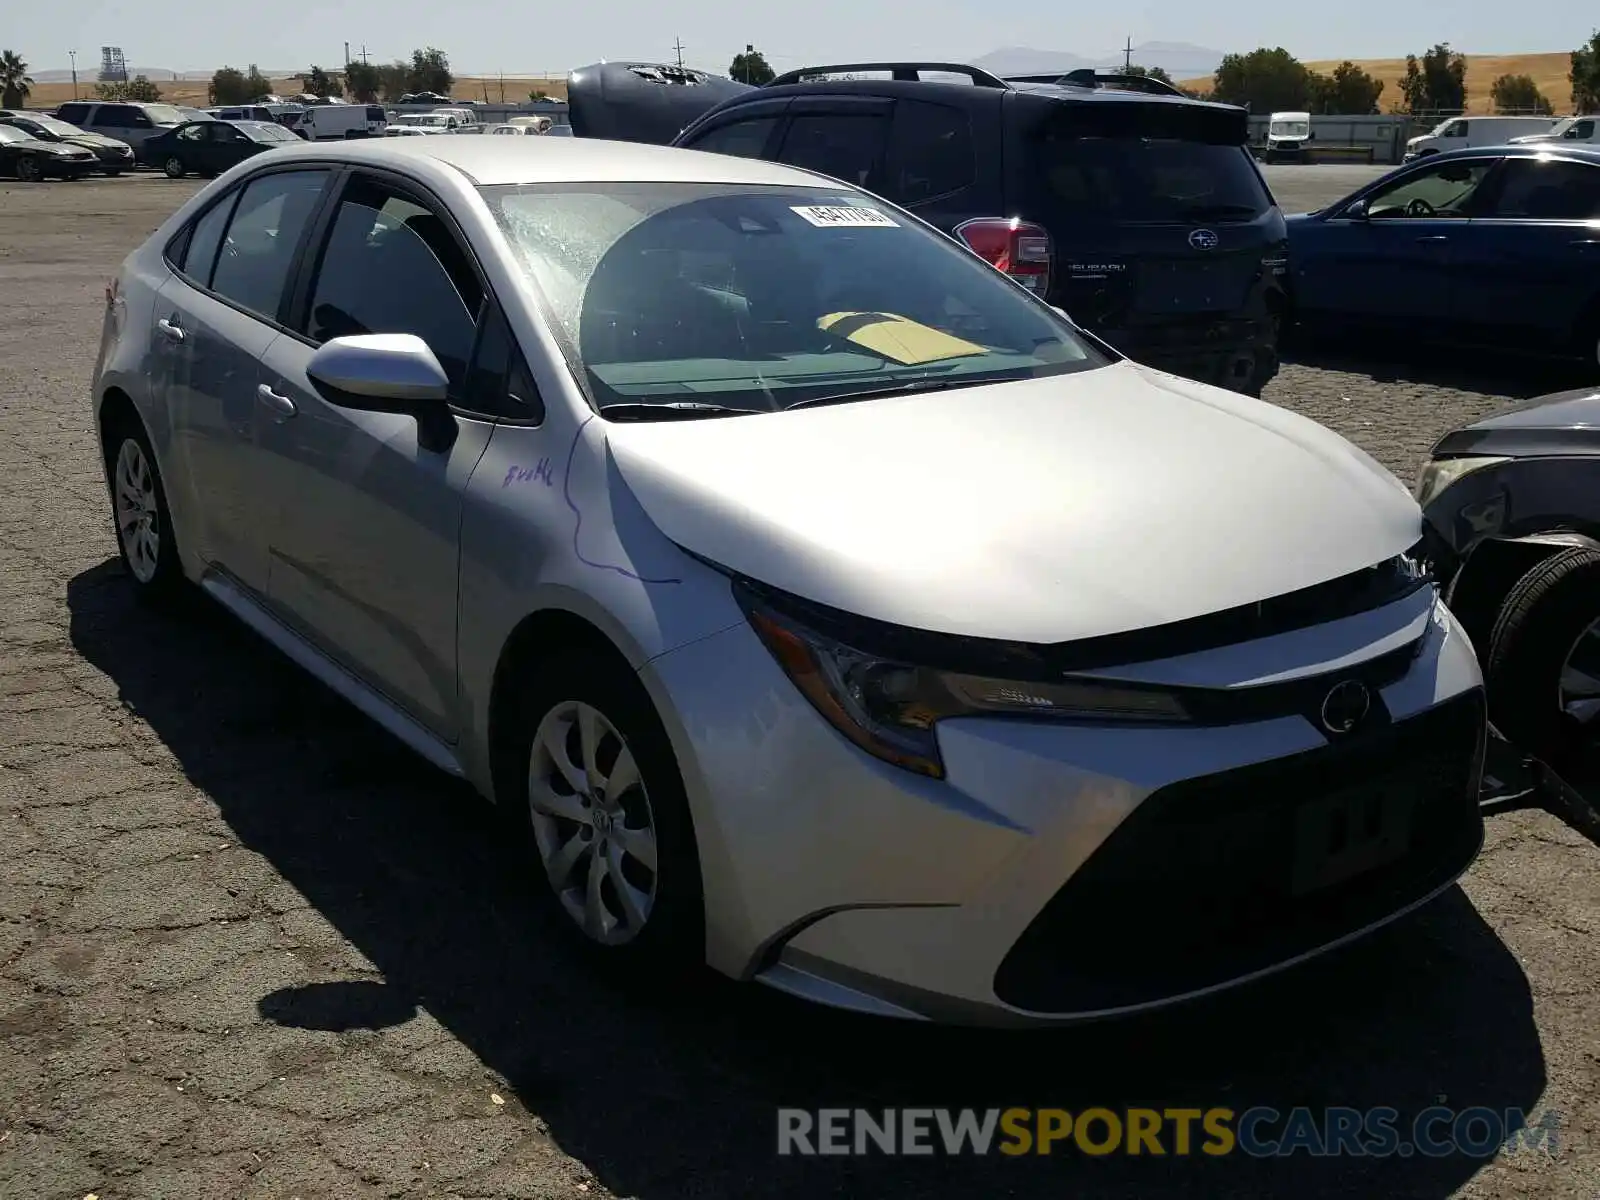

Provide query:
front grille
left=992, top=689, right=1486, bottom=1014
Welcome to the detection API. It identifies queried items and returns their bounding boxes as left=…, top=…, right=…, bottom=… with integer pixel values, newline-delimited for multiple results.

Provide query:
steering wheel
left=1405, top=197, right=1436, bottom=217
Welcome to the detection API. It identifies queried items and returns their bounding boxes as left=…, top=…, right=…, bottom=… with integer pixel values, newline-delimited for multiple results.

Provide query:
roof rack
left=766, top=62, right=1010, bottom=89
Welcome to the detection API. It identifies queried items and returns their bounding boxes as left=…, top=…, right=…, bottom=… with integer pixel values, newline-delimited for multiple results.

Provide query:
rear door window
left=1026, top=106, right=1269, bottom=224
left=209, top=170, right=330, bottom=322
left=97, top=105, right=135, bottom=128
left=775, top=113, right=889, bottom=190
left=1481, top=158, right=1600, bottom=219
left=179, top=193, right=239, bottom=287
left=56, top=103, right=90, bottom=125
left=885, top=99, right=975, bottom=205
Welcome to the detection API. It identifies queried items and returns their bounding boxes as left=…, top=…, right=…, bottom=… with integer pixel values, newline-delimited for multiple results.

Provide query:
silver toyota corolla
left=93, top=137, right=1488, bottom=1027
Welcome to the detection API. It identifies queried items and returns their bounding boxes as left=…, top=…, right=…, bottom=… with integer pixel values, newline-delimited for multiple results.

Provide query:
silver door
left=256, top=175, right=495, bottom=738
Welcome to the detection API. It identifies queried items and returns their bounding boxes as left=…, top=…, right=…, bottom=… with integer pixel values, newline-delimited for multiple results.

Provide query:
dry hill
left=24, top=74, right=568, bottom=110
left=1180, top=50, right=1576, bottom=114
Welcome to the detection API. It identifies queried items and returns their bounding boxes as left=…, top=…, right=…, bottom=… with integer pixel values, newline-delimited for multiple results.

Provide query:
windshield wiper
left=597, top=401, right=755, bottom=422
left=785, top=374, right=1009, bottom=411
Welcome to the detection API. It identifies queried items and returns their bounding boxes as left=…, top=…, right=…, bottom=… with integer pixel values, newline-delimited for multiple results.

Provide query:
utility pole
left=673, top=37, right=685, bottom=69
left=68, top=49, right=78, bottom=98
left=344, top=41, right=350, bottom=66
left=1123, top=37, right=1133, bottom=71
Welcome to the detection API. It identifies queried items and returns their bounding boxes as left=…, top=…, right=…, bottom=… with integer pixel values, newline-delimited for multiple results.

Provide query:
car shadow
left=66, top=560, right=1549, bottom=1198
left=1282, top=336, right=1589, bottom=398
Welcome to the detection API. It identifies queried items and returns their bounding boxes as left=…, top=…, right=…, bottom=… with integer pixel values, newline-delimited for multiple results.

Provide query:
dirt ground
left=0, top=167, right=1595, bottom=1200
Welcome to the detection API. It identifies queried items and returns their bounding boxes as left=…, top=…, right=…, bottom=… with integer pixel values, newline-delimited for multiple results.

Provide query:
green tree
left=376, top=61, right=410, bottom=101
left=345, top=60, right=380, bottom=102
left=0, top=50, right=35, bottom=109
left=303, top=65, right=343, bottom=98
left=1124, top=64, right=1175, bottom=86
left=1308, top=61, right=1384, bottom=114
left=529, top=88, right=550, bottom=102
left=729, top=47, right=774, bottom=85
left=1490, top=73, right=1552, bottom=114
left=407, top=47, right=453, bottom=96
left=1398, top=43, right=1467, bottom=114
left=1572, top=28, right=1600, bottom=114
left=95, top=75, right=162, bottom=102
left=1211, top=47, right=1312, bottom=112
left=209, top=66, right=249, bottom=105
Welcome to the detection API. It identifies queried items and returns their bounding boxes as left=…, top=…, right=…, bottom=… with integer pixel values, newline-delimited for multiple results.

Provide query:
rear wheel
left=1486, top=547, right=1600, bottom=768
left=105, top=418, right=187, bottom=605
left=163, top=156, right=185, bottom=179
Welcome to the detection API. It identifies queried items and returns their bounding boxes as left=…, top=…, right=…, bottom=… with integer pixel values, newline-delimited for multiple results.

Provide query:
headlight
left=1413, top=455, right=1511, bottom=508
left=734, top=581, right=1189, bottom=779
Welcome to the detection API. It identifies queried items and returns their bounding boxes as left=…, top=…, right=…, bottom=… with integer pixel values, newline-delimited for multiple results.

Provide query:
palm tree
left=0, top=51, right=35, bottom=109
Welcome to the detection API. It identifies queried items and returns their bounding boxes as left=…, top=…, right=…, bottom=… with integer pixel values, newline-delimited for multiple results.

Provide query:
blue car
left=1286, top=145, right=1600, bottom=374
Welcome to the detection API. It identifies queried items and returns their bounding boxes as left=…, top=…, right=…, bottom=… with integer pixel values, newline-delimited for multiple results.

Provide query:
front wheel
left=1486, top=547, right=1600, bottom=768
left=106, top=421, right=187, bottom=605
left=15, top=156, right=42, bottom=182
left=507, top=655, right=704, bottom=976
left=163, top=156, right=185, bottom=179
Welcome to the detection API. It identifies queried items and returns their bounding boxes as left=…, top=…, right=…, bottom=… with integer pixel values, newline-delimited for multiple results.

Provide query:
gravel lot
left=0, top=167, right=1595, bottom=1200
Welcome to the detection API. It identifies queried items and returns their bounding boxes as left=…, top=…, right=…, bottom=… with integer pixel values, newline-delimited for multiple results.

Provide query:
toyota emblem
left=1188, top=229, right=1219, bottom=250
left=1319, top=680, right=1372, bottom=735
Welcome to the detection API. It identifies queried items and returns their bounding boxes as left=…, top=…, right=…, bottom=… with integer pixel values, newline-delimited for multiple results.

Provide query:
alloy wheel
left=1558, top=618, right=1600, bottom=733
left=163, top=157, right=184, bottom=178
left=114, top=438, right=160, bottom=583
left=527, top=700, right=659, bottom=945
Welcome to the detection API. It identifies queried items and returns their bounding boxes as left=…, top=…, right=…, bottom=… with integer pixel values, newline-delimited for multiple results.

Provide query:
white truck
left=1263, top=111, right=1312, bottom=162
left=291, top=103, right=386, bottom=140
left=1404, top=115, right=1560, bottom=160
left=1508, top=114, right=1599, bottom=147
left=429, top=106, right=481, bottom=132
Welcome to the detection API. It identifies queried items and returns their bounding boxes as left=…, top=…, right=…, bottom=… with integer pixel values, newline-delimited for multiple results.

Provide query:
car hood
left=63, top=131, right=125, bottom=148
left=9, top=137, right=81, bottom=155
left=605, top=361, right=1421, bottom=643
left=1432, top=386, right=1600, bottom=457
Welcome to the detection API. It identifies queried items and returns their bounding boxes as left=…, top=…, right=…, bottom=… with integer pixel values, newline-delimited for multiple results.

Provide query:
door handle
left=257, top=384, right=297, bottom=418
left=1414, top=235, right=1449, bottom=243
left=156, top=318, right=185, bottom=343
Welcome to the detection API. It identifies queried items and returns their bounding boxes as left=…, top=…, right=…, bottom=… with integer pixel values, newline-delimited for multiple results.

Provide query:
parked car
left=54, top=100, right=189, bottom=152
left=387, top=113, right=455, bottom=135
left=0, top=123, right=99, bottom=179
left=1264, top=110, right=1312, bottom=162
left=93, top=136, right=1487, bottom=1026
left=1510, top=115, right=1599, bottom=148
left=143, top=119, right=298, bottom=178
left=204, top=105, right=279, bottom=124
left=1284, top=145, right=1600, bottom=372
left=568, top=60, right=1290, bottom=396
left=1416, top=384, right=1600, bottom=770
left=430, top=106, right=480, bottom=131
left=1404, top=115, right=1560, bottom=160
left=0, top=110, right=136, bottom=174
left=398, top=91, right=452, bottom=104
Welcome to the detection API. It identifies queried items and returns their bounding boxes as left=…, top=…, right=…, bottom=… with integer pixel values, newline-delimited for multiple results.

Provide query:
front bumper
left=642, top=589, right=1485, bottom=1027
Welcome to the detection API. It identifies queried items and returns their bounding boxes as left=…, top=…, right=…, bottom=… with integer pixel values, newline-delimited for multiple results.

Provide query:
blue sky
left=8, top=0, right=1597, bottom=78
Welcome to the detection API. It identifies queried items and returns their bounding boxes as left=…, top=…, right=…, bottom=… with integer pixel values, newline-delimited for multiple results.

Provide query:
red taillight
left=954, top=217, right=1051, bottom=296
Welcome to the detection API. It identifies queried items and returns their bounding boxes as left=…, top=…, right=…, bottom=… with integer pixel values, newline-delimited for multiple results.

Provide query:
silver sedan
left=93, top=136, right=1487, bottom=1026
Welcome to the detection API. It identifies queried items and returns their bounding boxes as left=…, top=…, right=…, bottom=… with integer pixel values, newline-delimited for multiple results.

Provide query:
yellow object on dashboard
left=817, top=311, right=988, bottom=366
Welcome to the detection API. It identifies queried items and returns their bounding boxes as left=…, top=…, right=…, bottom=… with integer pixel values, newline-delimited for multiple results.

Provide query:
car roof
left=1427, top=143, right=1600, bottom=164
left=250, top=135, right=856, bottom=189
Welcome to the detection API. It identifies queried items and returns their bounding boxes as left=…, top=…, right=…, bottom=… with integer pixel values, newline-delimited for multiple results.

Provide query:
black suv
left=568, top=61, right=1289, bottom=395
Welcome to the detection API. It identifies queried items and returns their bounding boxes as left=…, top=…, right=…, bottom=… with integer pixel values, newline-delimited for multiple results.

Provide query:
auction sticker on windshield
left=790, top=205, right=900, bottom=228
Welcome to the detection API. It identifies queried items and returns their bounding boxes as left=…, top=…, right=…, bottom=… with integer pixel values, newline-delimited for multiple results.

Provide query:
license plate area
left=1137, top=261, right=1244, bottom=312
left=1291, top=782, right=1416, bottom=896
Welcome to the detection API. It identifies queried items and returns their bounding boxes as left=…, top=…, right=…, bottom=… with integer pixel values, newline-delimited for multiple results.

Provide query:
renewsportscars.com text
left=776, top=1106, right=1564, bottom=1158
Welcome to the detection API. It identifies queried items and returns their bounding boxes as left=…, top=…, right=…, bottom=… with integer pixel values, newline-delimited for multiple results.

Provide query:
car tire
left=15, top=157, right=42, bottom=182
left=104, top=418, right=187, bottom=606
left=506, top=650, right=704, bottom=979
left=1485, top=547, right=1600, bottom=768
left=163, top=156, right=185, bottom=179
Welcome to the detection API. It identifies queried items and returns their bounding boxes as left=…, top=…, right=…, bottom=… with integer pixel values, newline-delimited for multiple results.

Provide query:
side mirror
left=1050, top=305, right=1070, bottom=320
left=307, top=334, right=450, bottom=409
left=1343, top=198, right=1370, bottom=221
